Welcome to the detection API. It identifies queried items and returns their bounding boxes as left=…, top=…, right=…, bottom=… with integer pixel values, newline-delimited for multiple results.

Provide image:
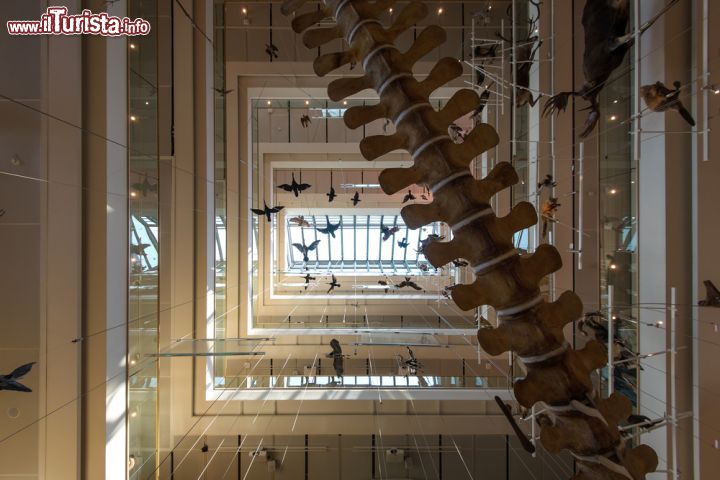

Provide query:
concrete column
left=82, top=0, right=129, bottom=478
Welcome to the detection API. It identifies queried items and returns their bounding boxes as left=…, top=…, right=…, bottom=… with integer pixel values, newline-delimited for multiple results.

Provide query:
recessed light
left=613, top=99, right=618, bottom=104
left=129, top=43, right=136, bottom=50
left=241, top=7, right=247, bottom=15
left=609, top=263, right=617, bottom=270
left=343, top=100, right=347, bottom=105
left=609, top=115, right=617, bottom=121
left=130, top=115, right=137, bottom=122
left=389, top=7, right=393, bottom=13
left=609, top=188, right=617, bottom=194
left=267, top=100, right=271, bottom=105
left=305, top=100, right=309, bottom=105
left=437, top=7, right=443, bottom=15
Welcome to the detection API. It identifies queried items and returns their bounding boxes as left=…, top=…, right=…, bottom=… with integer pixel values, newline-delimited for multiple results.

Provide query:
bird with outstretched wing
left=0, top=362, right=35, bottom=393
left=251, top=202, right=284, bottom=222
left=292, top=239, right=321, bottom=262
left=277, top=173, right=311, bottom=197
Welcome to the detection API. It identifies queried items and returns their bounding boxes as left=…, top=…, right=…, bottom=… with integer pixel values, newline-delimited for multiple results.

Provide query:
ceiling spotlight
left=305, top=100, right=309, bottom=105
left=129, top=43, right=136, bottom=50
left=609, top=188, right=617, bottom=194
left=241, top=7, right=247, bottom=15
left=130, top=191, right=137, bottom=197
left=267, top=100, right=271, bottom=105
left=437, top=7, right=444, bottom=15
left=609, top=115, right=617, bottom=121
left=389, top=7, right=393, bottom=13
left=145, top=101, right=149, bottom=105
left=609, top=263, right=617, bottom=270
left=129, top=115, right=137, bottom=122
left=342, top=100, right=348, bottom=105
left=613, top=99, right=618, bottom=104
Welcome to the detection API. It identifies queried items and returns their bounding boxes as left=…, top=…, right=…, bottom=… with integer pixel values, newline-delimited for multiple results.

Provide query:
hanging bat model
left=300, top=114, right=312, bottom=127
left=544, top=0, right=680, bottom=137
left=251, top=202, right=284, bottom=222
left=277, top=173, right=311, bottom=197
left=640, top=80, right=695, bottom=126
left=283, top=0, right=661, bottom=477
left=396, top=277, right=422, bottom=291
left=292, top=239, right=321, bottom=262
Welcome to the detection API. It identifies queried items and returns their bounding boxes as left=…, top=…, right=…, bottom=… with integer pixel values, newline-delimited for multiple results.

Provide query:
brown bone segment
left=282, top=1, right=658, bottom=478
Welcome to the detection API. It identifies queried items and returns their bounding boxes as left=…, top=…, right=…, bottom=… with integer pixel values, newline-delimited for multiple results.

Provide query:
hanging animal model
left=497, top=3, right=542, bottom=108
left=277, top=173, right=311, bottom=197
left=283, top=1, right=659, bottom=478
left=543, top=0, right=680, bottom=137
left=640, top=80, right=695, bottom=126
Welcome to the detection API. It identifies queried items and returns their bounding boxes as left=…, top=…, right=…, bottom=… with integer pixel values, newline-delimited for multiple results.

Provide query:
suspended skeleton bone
left=282, top=1, right=658, bottom=478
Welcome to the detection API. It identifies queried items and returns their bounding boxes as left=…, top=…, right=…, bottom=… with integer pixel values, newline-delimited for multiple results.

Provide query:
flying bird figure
left=402, top=190, right=416, bottom=203
left=327, top=274, right=341, bottom=293
left=131, top=173, right=158, bottom=197
left=540, top=197, right=561, bottom=239
left=251, top=202, right=284, bottom=222
left=641, top=80, right=695, bottom=126
left=300, top=114, right=311, bottom=128
left=498, top=7, right=542, bottom=108
left=351, top=191, right=361, bottom=206
left=537, top=174, right=557, bottom=194
left=397, top=237, right=409, bottom=249
left=130, top=243, right=151, bottom=256
left=543, top=0, right=679, bottom=137
left=277, top=173, right=311, bottom=197
left=316, top=215, right=341, bottom=238
left=326, top=186, right=337, bottom=202
left=289, top=216, right=311, bottom=228
left=292, top=239, right=321, bottom=262
left=378, top=279, right=390, bottom=293
left=397, top=277, right=422, bottom=291
left=699, top=280, right=720, bottom=307
left=325, top=339, right=344, bottom=378
left=302, top=273, right=316, bottom=290
left=0, top=362, right=35, bottom=393
left=265, top=43, right=279, bottom=60
left=213, top=87, right=234, bottom=96
left=380, top=225, right=400, bottom=241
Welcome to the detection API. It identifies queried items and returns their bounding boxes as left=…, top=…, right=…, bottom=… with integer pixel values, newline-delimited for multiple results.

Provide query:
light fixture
left=267, top=100, right=272, bottom=105
left=144, top=101, right=149, bottom=105
left=130, top=409, right=138, bottom=418
left=437, top=7, right=444, bottom=15
left=130, top=115, right=137, bottom=122
left=609, top=263, right=617, bottom=270
left=129, top=43, right=136, bottom=50
left=342, top=100, right=348, bottom=105
left=609, top=188, right=617, bottom=194
left=241, top=7, right=247, bottom=15
left=130, top=191, right=137, bottom=197
left=389, top=7, right=393, bottom=13
left=609, top=115, right=617, bottom=121
left=703, top=84, right=720, bottom=94
left=613, top=99, right=618, bottom=104
left=305, top=100, right=309, bottom=105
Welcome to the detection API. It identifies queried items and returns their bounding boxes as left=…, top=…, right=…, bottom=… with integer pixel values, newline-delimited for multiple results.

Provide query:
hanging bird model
left=277, top=173, right=311, bottom=197
left=0, top=362, right=35, bottom=393
left=300, top=114, right=311, bottom=128
left=699, top=280, right=720, bottom=307
left=537, top=174, right=557, bottom=194
left=265, top=42, right=279, bottom=60
left=302, top=273, right=316, bottom=290
left=131, top=173, right=158, bottom=197
left=289, top=215, right=311, bottom=228
left=402, top=190, right=416, bottom=203
left=292, top=239, right=321, bottom=262
left=351, top=191, right=361, bottom=206
left=397, top=237, right=409, bottom=249
left=326, top=186, right=337, bottom=202
left=380, top=224, right=400, bottom=241
left=397, top=277, right=422, bottom=291
left=540, top=197, right=561, bottom=239
left=316, top=215, right=341, bottom=238
left=327, top=274, right=341, bottom=293
left=251, top=202, right=284, bottom=222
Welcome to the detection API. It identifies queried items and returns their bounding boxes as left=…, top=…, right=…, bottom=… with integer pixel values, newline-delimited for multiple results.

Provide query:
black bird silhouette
left=130, top=243, right=151, bottom=255
left=699, top=280, right=720, bottom=307
left=404, top=347, right=421, bottom=370
left=641, top=80, right=695, bottom=126
left=402, top=190, right=416, bottom=203
left=452, top=260, right=468, bottom=267
left=300, top=114, right=311, bottom=128
left=251, top=202, right=284, bottom=222
left=302, top=273, right=316, bottom=290
left=213, top=87, right=234, bottom=96
left=265, top=43, right=279, bottom=60
left=292, top=240, right=321, bottom=262
left=380, top=225, right=400, bottom=241
left=397, top=277, right=422, bottom=291
left=397, top=238, right=409, bottom=249
left=327, top=274, right=341, bottom=293
left=131, top=173, right=158, bottom=197
left=277, top=173, right=311, bottom=197
left=537, top=174, right=557, bottom=193
left=316, top=215, right=341, bottom=238
left=351, top=191, right=361, bottom=206
left=326, top=186, right=337, bottom=202
left=325, top=339, right=344, bottom=378
left=0, top=362, right=35, bottom=393
left=543, top=0, right=679, bottom=137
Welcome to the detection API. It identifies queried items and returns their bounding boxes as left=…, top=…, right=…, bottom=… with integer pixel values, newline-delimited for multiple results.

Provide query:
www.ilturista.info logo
left=7, top=6, right=150, bottom=36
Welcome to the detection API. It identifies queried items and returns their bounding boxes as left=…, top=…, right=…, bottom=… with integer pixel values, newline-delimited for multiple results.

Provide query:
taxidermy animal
left=326, top=186, right=337, bottom=202
left=326, top=339, right=344, bottom=377
left=327, top=274, right=341, bottom=293
left=292, top=239, right=321, bottom=262
left=316, top=215, right=341, bottom=237
left=351, top=191, right=361, bottom=205
left=640, top=81, right=695, bottom=126
left=251, top=202, right=284, bottom=222
left=544, top=0, right=680, bottom=137
left=537, top=174, right=557, bottom=194
left=277, top=173, right=311, bottom=197
left=402, top=190, right=416, bottom=203
left=284, top=0, right=660, bottom=477
left=541, top=197, right=560, bottom=239
left=699, top=280, right=720, bottom=307
left=497, top=4, right=541, bottom=108
left=289, top=215, right=311, bottom=228
left=130, top=243, right=151, bottom=255
left=0, top=362, right=35, bottom=392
